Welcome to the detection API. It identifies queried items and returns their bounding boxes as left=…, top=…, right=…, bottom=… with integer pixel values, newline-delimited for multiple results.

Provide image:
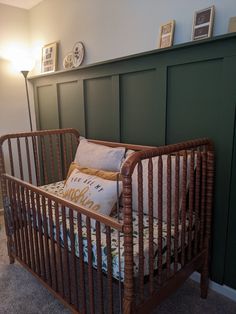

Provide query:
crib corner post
left=122, top=173, right=135, bottom=314
left=201, top=149, right=214, bottom=299
left=3, top=195, right=15, bottom=264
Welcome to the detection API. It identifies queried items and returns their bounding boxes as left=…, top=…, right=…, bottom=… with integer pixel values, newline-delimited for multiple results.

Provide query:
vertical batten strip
left=157, top=156, right=163, bottom=285
left=174, top=153, right=180, bottom=273
left=148, top=158, right=154, bottom=294
left=166, top=155, right=172, bottom=278
left=181, top=152, right=187, bottom=267
left=96, top=221, right=104, bottom=314
left=106, top=225, right=113, bottom=314
left=137, top=161, right=144, bottom=299
left=86, top=217, right=95, bottom=314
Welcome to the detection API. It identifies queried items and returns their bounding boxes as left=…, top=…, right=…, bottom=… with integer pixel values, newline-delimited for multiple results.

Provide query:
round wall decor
left=72, top=41, right=85, bottom=67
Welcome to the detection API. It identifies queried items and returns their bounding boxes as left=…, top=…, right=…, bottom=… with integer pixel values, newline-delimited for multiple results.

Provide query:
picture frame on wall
left=192, top=6, right=215, bottom=41
left=41, top=42, right=58, bottom=73
left=158, top=20, right=175, bottom=49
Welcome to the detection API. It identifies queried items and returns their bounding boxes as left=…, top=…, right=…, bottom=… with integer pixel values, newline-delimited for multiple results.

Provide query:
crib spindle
left=17, top=138, right=24, bottom=180
left=200, top=152, right=207, bottom=251
left=187, top=150, right=195, bottom=261
left=62, top=134, right=68, bottom=178
left=8, top=180, right=18, bottom=257
left=42, top=196, right=52, bottom=286
left=148, top=158, right=154, bottom=293
left=48, top=199, right=58, bottom=291
left=20, top=185, right=31, bottom=267
left=157, top=156, right=163, bottom=285
left=7, top=139, right=15, bottom=176
left=86, top=217, right=95, bottom=314
left=32, top=136, right=41, bottom=185
left=56, top=134, right=63, bottom=181
left=174, top=153, right=180, bottom=273
left=25, top=187, right=35, bottom=271
left=194, top=151, right=201, bottom=255
left=55, top=202, right=64, bottom=297
left=16, top=183, right=26, bottom=263
left=25, top=137, right=32, bottom=184
left=106, top=225, right=113, bottom=314
left=166, top=155, right=172, bottom=278
left=61, top=205, right=71, bottom=304
left=137, top=161, right=144, bottom=299
left=36, top=193, right=46, bottom=280
left=181, top=152, right=187, bottom=267
left=41, top=137, right=49, bottom=185
left=31, top=190, right=41, bottom=275
left=96, top=221, right=104, bottom=314
left=68, top=207, right=78, bottom=308
left=77, top=212, right=86, bottom=313
left=49, top=135, right=55, bottom=183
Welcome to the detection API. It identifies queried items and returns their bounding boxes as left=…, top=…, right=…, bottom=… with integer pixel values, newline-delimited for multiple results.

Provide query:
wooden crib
left=0, top=128, right=214, bottom=314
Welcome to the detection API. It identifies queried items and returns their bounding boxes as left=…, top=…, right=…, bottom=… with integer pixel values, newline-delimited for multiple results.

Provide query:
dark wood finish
left=0, top=129, right=214, bottom=314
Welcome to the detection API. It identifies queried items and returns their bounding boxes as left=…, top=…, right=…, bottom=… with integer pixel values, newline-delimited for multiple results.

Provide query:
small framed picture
left=228, top=16, right=236, bottom=33
left=192, top=6, right=215, bottom=41
left=41, top=42, right=58, bottom=73
left=158, top=20, right=175, bottom=48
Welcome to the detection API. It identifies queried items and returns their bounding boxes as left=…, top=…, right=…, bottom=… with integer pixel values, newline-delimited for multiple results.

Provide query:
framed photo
left=228, top=16, right=236, bottom=33
left=192, top=6, right=215, bottom=41
left=41, top=42, right=58, bottom=73
left=158, top=20, right=175, bottom=48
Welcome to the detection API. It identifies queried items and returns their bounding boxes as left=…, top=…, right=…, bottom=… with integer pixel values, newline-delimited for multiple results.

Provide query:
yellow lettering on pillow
left=63, top=187, right=101, bottom=211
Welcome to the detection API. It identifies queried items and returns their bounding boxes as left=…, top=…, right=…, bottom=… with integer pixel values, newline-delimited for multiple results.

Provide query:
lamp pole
left=21, top=70, right=33, bottom=132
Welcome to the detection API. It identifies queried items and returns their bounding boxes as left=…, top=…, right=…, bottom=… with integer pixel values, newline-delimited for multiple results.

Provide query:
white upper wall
left=0, top=4, right=32, bottom=134
left=29, top=0, right=236, bottom=73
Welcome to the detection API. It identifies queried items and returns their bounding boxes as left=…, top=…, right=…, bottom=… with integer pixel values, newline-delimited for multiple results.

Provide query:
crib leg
left=200, top=250, right=209, bottom=299
left=7, top=239, right=15, bottom=264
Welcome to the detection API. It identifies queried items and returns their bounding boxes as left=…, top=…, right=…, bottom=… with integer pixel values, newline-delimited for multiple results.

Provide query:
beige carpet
left=0, top=215, right=236, bottom=314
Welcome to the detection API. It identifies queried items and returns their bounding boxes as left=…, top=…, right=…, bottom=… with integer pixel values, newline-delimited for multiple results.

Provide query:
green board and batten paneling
left=30, top=33, right=236, bottom=289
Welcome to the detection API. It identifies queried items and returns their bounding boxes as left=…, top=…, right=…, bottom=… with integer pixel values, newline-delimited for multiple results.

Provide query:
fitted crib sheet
left=40, top=181, right=193, bottom=281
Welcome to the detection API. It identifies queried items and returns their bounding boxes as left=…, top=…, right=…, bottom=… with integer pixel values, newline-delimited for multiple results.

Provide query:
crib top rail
left=121, top=138, right=214, bottom=177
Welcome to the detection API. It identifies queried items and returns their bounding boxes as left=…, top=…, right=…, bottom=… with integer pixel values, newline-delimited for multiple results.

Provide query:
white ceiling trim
left=0, top=0, right=43, bottom=10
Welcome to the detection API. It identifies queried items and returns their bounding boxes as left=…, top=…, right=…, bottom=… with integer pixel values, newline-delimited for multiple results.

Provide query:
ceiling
left=0, top=0, right=43, bottom=9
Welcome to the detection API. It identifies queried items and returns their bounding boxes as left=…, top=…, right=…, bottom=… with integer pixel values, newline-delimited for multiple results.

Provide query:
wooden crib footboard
left=3, top=173, right=124, bottom=314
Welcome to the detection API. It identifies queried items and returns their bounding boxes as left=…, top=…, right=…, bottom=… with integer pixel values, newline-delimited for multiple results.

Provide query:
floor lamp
left=21, top=70, right=33, bottom=132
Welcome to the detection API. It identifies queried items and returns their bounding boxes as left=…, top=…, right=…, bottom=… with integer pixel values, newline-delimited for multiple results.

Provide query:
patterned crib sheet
left=40, top=181, right=193, bottom=281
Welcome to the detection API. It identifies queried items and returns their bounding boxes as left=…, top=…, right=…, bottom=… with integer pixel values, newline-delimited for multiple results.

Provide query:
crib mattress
left=40, top=181, right=192, bottom=281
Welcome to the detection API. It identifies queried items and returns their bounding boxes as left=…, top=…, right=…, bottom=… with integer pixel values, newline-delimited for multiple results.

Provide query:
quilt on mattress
left=40, top=181, right=193, bottom=281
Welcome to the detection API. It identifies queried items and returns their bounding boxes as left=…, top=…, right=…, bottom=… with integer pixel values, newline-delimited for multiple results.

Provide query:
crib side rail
left=121, top=138, right=214, bottom=313
left=0, top=128, right=80, bottom=187
left=4, top=172, right=124, bottom=314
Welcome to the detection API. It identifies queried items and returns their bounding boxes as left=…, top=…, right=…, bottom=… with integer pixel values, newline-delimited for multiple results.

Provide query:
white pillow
left=131, top=154, right=192, bottom=222
left=74, top=138, right=126, bottom=172
left=63, top=166, right=122, bottom=228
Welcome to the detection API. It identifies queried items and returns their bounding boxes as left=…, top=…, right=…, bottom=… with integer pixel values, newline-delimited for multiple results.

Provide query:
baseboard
left=190, top=272, right=236, bottom=302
